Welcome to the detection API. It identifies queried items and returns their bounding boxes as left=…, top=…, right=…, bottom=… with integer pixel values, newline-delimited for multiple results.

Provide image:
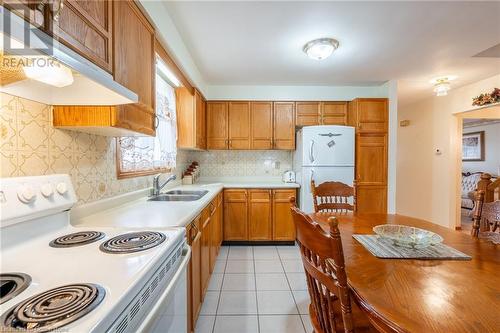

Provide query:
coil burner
left=49, top=231, right=105, bottom=248
left=0, top=273, right=31, bottom=305
left=100, top=231, right=166, bottom=254
left=0, top=283, right=105, bottom=332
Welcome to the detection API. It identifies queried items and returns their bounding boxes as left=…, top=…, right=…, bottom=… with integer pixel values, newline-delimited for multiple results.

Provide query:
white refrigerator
left=293, top=125, right=355, bottom=213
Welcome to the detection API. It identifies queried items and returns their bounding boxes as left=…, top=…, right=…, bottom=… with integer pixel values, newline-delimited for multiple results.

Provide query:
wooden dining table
left=309, top=212, right=500, bottom=333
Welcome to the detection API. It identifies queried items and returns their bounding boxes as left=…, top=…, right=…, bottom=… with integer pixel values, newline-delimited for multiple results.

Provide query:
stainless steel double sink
left=148, top=190, right=209, bottom=202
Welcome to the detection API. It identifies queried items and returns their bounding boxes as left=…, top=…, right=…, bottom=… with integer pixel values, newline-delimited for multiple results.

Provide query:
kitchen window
left=116, top=58, right=178, bottom=179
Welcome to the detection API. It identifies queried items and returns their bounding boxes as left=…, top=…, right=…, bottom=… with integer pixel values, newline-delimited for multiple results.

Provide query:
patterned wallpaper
left=0, top=93, right=188, bottom=205
left=184, top=150, right=293, bottom=177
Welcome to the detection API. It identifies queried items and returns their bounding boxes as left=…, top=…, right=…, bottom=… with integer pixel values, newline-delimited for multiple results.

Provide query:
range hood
left=0, top=6, right=138, bottom=105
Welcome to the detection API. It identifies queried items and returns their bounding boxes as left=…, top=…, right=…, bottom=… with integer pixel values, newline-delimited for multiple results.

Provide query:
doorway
left=454, top=105, right=500, bottom=231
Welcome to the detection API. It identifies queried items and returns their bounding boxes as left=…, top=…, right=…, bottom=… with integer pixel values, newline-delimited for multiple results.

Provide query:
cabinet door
left=53, top=0, right=113, bottom=72
left=113, top=0, right=155, bottom=130
left=321, top=102, right=347, bottom=125
left=223, top=189, right=248, bottom=241
left=200, top=209, right=211, bottom=295
left=176, top=87, right=195, bottom=148
left=3, top=0, right=46, bottom=30
left=356, top=133, right=387, bottom=185
left=207, top=102, right=229, bottom=149
left=228, top=102, right=251, bottom=149
left=248, top=190, right=272, bottom=240
left=209, top=201, right=217, bottom=272
left=188, top=220, right=202, bottom=330
left=273, top=102, right=295, bottom=150
left=195, top=89, right=206, bottom=149
left=272, top=189, right=296, bottom=241
left=296, top=102, right=320, bottom=126
left=356, top=185, right=387, bottom=213
left=352, top=98, right=388, bottom=133
left=250, top=102, right=273, bottom=149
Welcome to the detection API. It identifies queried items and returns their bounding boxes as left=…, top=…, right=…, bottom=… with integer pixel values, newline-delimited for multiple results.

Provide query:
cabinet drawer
left=249, top=189, right=271, bottom=200
left=273, top=189, right=296, bottom=201
left=224, top=189, right=247, bottom=201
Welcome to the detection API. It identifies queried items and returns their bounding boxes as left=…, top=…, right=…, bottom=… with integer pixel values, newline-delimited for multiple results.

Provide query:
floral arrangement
left=472, top=87, right=500, bottom=106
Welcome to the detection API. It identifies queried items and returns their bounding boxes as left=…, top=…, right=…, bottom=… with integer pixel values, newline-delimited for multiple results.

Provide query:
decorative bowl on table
left=373, top=225, right=444, bottom=249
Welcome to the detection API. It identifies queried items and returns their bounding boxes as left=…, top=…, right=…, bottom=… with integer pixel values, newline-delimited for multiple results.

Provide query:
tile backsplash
left=0, top=93, right=188, bottom=205
left=184, top=150, right=293, bottom=177
left=1, top=93, right=293, bottom=206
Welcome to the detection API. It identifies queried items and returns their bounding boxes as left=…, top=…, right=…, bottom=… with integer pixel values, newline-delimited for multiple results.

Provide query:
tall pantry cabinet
left=348, top=98, right=388, bottom=213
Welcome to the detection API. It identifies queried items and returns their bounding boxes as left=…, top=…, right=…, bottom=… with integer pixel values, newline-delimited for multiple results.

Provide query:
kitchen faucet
left=151, top=174, right=177, bottom=196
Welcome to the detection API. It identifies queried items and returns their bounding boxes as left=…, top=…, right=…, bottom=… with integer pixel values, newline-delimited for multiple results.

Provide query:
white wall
left=462, top=122, right=500, bottom=175
left=397, top=74, right=500, bottom=228
left=204, top=84, right=388, bottom=100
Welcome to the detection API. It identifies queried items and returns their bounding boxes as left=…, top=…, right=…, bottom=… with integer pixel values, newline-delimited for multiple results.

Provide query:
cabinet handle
left=54, top=0, right=64, bottom=21
left=41, top=0, right=64, bottom=22
left=154, top=116, right=159, bottom=129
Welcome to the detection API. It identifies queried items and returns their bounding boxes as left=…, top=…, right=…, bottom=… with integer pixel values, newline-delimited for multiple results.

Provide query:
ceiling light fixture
left=430, top=76, right=457, bottom=97
left=303, top=38, right=339, bottom=60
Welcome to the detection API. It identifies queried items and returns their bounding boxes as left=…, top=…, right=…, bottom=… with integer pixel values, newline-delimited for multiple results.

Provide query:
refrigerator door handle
left=309, top=140, right=315, bottom=163
left=310, top=169, right=315, bottom=183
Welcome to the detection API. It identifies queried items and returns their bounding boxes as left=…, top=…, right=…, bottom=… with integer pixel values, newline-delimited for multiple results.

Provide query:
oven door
left=138, top=245, right=191, bottom=333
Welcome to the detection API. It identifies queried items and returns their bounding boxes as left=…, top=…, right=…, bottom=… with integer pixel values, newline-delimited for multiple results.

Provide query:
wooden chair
left=471, top=190, right=500, bottom=245
left=311, top=180, right=357, bottom=213
left=290, top=197, right=374, bottom=333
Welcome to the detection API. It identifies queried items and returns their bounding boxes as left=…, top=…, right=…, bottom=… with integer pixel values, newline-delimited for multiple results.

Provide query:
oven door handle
left=136, top=245, right=191, bottom=333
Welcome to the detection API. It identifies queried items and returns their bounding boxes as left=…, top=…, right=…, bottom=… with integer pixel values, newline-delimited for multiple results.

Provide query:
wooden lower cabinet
left=200, top=208, right=211, bottom=296
left=224, top=189, right=248, bottom=241
left=223, top=188, right=296, bottom=242
left=188, top=192, right=223, bottom=332
left=272, top=189, right=297, bottom=241
left=187, top=216, right=201, bottom=333
left=356, top=185, right=387, bottom=213
left=248, top=190, right=272, bottom=240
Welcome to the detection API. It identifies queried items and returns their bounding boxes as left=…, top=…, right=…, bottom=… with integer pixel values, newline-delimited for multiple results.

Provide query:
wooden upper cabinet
left=296, top=102, right=320, bottom=126
left=321, top=102, right=347, bottom=125
left=228, top=102, right=251, bottom=149
left=207, top=102, right=229, bottom=149
left=177, top=87, right=206, bottom=150
left=223, top=189, right=248, bottom=241
left=273, top=102, right=295, bottom=150
left=52, top=0, right=113, bottom=73
left=196, top=90, right=207, bottom=149
left=272, top=189, right=296, bottom=241
left=348, top=98, right=388, bottom=133
left=248, top=190, right=272, bottom=240
left=3, top=1, right=46, bottom=30
left=250, top=102, right=273, bottom=150
left=113, top=0, right=155, bottom=131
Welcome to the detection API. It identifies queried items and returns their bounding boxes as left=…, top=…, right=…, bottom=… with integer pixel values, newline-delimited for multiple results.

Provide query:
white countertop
left=72, top=178, right=299, bottom=229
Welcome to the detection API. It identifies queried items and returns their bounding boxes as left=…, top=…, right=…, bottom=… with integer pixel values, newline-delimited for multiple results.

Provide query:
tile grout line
left=211, top=246, right=229, bottom=333
left=279, top=244, right=308, bottom=333
left=253, top=246, right=261, bottom=333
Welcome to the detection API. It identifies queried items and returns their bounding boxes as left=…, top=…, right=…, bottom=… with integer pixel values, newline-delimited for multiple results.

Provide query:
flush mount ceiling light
left=303, top=38, right=339, bottom=60
left=430, top=76, right=457, bottom=97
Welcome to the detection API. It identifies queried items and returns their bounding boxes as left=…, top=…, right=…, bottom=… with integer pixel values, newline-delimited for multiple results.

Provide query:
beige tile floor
left=195, top=245, right=313, bottom=333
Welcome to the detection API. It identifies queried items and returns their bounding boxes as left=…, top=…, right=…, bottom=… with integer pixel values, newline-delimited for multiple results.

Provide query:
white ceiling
left=164, top=1, right=500, bottom=104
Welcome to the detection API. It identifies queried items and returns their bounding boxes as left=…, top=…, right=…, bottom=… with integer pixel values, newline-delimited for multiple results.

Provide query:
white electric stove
left=0, top=174, right=190, bottom=333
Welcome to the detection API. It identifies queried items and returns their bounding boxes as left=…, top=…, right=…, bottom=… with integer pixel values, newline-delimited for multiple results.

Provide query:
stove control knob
left=41, top=183, right=54, bottom=198
left=17, top=186, right=36, bottom=204
left=56, top=182, right=68, bottom=195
